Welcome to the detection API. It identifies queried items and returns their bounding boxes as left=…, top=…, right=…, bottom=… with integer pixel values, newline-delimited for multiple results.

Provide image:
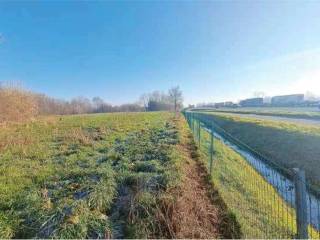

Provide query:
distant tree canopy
left=33, top=94, right=144, bottom=115
left=0, top=84, right=142, bottom=123
left=0, top=82, right=183, bottom=123
left=139, top=87, right=184, bottom=112
left=147, top=100, right=173, bottom=112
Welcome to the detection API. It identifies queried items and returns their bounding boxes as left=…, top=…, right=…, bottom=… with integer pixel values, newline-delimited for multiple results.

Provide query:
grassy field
left=198, top=107, right=320, bottom=120
left=197, top=111, right=320, bottom=192
left=5, top=108, right=318, bottom=238
left=0, top=112, right=187, bottom=238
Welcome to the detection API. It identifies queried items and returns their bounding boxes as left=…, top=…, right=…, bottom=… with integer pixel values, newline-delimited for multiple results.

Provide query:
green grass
left=197, top=111, right=320, bottom=193
left=0, top=112, right=183, bottom=238
left=193, top=122, right=297, bottom=238
left=198, top=107, right=320, bottom=121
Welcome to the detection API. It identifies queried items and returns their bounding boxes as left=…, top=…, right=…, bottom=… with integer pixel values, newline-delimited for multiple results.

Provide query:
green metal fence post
left=198, top=117, right=201, bottom=148
left=209, top=122, right=214, bottom=175
left=192, top=112, right=195, bottom=134
left=187, top=112, right=189, bottom=126
left=293, top=168, right=308, bottom=239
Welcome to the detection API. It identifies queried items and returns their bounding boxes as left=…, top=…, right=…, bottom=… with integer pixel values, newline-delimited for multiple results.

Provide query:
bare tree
left=168, top=86, right=183, bottom=116
left=138, top=93, right=149, bottom=111
left=70, top=97, right=92, bottom=114
left=92, top=97, right=105, bottom=112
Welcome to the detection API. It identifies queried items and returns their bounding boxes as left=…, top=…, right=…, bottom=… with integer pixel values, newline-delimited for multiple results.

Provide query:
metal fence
left=183, top=111, right=320, bottom=239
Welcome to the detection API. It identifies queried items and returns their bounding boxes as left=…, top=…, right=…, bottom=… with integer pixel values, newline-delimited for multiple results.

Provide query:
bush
left=0, top=86, right=38, bottom=123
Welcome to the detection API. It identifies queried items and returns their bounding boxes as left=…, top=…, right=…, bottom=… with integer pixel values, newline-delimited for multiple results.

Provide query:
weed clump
left=106, top=121, right=182, bottom=238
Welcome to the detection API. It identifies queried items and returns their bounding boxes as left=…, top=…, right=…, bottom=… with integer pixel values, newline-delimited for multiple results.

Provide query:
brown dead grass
left=170, top=145, right=221, bottom=238
left=62, top=126, right=105, bottom=146
left=0, top=134, right=35, bottom=152
left=63, top=128, right=94, bottom=146
left=156, top=116, right=241, bottom=239
left=0, top=87, right=38, bottom=123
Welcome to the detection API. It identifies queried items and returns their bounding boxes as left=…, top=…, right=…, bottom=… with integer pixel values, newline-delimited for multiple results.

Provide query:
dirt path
left=167, top=118, right=239, bottom=238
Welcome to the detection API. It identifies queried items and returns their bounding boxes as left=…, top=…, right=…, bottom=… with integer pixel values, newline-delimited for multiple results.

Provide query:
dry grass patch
left=159, top=116, right=241, bottom=239
left=0, top=87, right=38, bottom=123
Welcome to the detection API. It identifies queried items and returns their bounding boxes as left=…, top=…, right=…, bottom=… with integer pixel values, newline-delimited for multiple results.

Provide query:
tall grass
left=0, top=86, right=38, bottom=123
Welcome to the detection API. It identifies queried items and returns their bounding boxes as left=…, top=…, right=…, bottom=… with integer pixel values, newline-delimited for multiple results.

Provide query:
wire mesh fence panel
left=182, top=111, right=320, bottom=239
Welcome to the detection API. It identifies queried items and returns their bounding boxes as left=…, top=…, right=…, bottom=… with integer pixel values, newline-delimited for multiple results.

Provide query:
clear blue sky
left=1, top=1, right=320, bottom=105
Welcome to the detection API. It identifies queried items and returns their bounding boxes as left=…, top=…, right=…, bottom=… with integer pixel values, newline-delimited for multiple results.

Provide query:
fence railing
left=183, top=111, right=320, bottom=239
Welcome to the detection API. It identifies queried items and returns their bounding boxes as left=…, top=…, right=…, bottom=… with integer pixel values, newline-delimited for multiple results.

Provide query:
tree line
left=34, top=94, right=145, bottom=115
left=0, top=82, right=183, bottom=123
left=139, top=86, right=183, bottom=112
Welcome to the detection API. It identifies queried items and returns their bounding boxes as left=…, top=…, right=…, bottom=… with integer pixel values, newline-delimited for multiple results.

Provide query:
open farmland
left=0, top=112, right=236, bottom=239
left=197, top=111, right=320, bottom=192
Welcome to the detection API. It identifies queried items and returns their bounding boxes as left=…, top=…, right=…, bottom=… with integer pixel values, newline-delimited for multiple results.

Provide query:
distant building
left=213, top=101, right=237, bottom=108
left=271, top=94, right=304, bottom=106
left=224, top=101, right=239, bottom=108
left=239, top=98, right=263, bottom=107
left=214, top=102, right=225, bottom=108
left=224, top=101, right=233, bottom=107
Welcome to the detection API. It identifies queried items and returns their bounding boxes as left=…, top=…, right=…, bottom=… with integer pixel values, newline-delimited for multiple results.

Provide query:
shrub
left=0, top=86, right=38, bottom=123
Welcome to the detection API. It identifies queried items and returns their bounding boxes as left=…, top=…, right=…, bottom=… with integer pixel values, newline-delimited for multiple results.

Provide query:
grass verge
left=195, top=124, right=297, bottom=238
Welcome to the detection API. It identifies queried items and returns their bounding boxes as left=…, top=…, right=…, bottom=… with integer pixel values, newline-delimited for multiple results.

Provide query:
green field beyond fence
left=197, top=107, right=320, bottom=121
left=183, top=111, right=320, bottom=239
